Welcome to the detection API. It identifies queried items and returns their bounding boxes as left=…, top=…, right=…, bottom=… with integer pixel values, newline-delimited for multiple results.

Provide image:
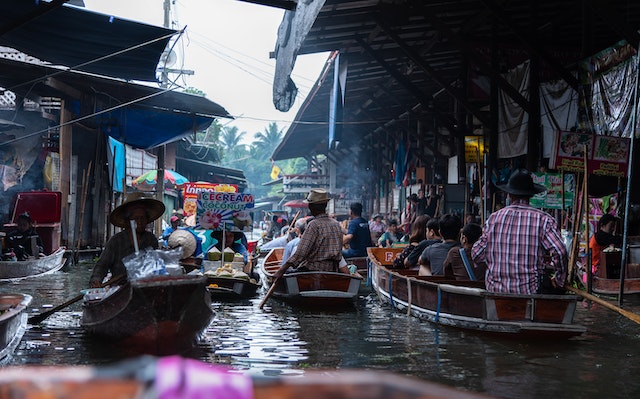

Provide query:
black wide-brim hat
left=498, top=169, right=547, bottom=197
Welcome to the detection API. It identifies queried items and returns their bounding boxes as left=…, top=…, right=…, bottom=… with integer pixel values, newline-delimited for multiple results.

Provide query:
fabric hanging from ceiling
left=0, top=1, right=176, bottom=82
left=540, top=80, right=579, bottom=159
left=586, top=43, right=638, bottom=138
left=498, top=60, right=530, bottom=159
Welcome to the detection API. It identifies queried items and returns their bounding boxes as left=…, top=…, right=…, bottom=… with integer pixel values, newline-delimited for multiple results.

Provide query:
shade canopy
left=283, top=199, right=308, bottom=208
left=0, top=1, right=176, bottom=82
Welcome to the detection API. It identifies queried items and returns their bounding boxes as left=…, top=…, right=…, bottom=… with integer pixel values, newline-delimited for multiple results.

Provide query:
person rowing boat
left=89, top=192, right=165, bottom=288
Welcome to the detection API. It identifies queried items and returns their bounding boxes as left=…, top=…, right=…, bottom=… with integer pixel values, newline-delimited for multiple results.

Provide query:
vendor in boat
left=273, top=189, right=350, bottom=279
left=209, top=230, right=248, bottom=263
left=6, top=212, right=45, bottom=260
left=89, top=192, right=165, bottom=288
left=471, top=169, right=567, bottom=294
left=589, top=213, right=622, bottom=276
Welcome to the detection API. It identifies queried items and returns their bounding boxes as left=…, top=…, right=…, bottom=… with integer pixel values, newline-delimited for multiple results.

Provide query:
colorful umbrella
left=132, top=169, right=189, bottom=189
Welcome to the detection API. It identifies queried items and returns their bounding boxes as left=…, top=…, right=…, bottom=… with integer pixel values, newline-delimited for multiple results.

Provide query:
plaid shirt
left=284, top=214, right=343, bottom=272
left=471, top=199, right=567, bottom=294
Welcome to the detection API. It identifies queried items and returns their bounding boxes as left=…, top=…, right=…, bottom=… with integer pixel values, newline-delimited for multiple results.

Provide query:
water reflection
left=2, top=263, right=640, bottom=398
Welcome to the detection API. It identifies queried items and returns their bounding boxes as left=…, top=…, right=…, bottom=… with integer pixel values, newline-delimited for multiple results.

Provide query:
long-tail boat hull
left=0, top=248, right=66, bottom=281
left=368, top=247, right=585, bottom=339
left=81, top=275, right=213, bottom=354
left=0, top=293, right=31, bottom=363
left=260, top=248, right=362, bottom=307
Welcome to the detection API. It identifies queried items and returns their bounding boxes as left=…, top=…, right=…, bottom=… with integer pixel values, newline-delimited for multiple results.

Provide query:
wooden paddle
left=28, top=274, right=125, bottom=324
left=259, top=277, right=279, bottom=309
left=565, top=285, right=640, bottom=325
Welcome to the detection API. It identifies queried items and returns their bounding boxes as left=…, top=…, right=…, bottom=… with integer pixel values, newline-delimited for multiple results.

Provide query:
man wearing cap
left=471, top=169, right=567, bottom=294
left=90, top=192, right=165, bottom=287
left=161, top=215, right=181, bottom=246
left=274, top=189, right=350, bottom=278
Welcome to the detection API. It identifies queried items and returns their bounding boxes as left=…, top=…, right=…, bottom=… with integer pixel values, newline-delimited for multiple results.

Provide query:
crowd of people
left=80, top=169, right=622, bottom=296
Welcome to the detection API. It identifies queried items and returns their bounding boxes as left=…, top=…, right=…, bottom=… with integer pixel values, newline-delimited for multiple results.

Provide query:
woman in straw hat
left=89, top=192, right=165, bottom=288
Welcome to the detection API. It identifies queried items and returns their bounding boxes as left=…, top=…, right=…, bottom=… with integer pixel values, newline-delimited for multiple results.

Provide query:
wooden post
left=58, top=101, right=72, bottom=248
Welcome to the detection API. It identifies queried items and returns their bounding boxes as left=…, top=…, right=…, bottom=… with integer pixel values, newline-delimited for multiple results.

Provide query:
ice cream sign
left=196, top=191, right=254, bottom=232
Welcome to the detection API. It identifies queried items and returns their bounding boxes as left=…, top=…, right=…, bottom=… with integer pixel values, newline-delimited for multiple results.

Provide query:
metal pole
left=618, top=43, right=640, bottom=305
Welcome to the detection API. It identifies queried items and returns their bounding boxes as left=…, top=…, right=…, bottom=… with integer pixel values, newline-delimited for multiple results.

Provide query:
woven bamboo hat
left=109, top=192, right=165, bottom=228
left=167, top=229, right=197, bottom=259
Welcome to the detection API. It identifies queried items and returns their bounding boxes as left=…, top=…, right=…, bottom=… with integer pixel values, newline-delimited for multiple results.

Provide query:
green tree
left=252, top=122, right=284, bottom=160
left=220, top=126, right=247, bottom=161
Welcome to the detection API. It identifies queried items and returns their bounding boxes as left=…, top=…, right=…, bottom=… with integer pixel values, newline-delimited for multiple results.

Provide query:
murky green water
left=2, top=257, right=640, bottom=399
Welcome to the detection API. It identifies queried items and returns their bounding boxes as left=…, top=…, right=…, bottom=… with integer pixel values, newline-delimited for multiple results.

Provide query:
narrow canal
left=2, top=258, right=640, bottom=399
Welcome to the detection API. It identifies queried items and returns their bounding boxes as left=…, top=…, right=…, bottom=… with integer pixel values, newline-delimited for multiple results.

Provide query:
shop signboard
left=530, top=172, right=575, bottom=210
left=196, top=191, right=254, bottom=232
left=553, top=131, right=629, bottom=177
left=182, top=182, right=238, bottom=216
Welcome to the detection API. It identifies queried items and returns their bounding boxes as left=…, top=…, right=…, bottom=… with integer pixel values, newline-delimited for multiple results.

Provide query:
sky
left=82, top=0, right=328, bottom=142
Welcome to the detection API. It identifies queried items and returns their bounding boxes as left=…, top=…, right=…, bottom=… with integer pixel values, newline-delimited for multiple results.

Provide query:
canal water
left=2, top=258, right=640, bottom=399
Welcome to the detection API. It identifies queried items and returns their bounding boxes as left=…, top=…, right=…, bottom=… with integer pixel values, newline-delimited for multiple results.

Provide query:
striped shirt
left=471, top=199, right=567, bottom=294
left=284, top=214, right=343, bottom=272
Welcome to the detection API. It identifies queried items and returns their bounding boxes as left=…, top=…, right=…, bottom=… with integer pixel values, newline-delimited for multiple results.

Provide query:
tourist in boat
left=282, top=217, right=310, bottom=263
left=418, top=213, right=462, bottom=276
left=377, top=219, right=399, bottom=248
left=89, top=192, right=165, bottom=288
left=209, top=230, right=249, bottom=263
left=342, top=202, right=373, bottom=258
left=443, top=222, right=485, bottom=281
left=471, top=169, right=567, bottom=294
left=274, top=189, right=349, bottom=278
left=590, top=213, right=622, bottom=276
left=393, top=214, right=430, bottom=269
left=405, top=217, right=441, bottom=269
left=6, top=212, right=45, bottom=260
left=368, top=213, right=385, bottom=243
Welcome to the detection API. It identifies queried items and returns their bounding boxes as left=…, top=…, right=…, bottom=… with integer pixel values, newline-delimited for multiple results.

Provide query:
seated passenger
left=405, top=217, right=441, bottom=269
left=377, top=219, right=399, bottom=248
left=418, top=214, right=461, bottom=276
left=443, top=223, right=485, bottom=281
left=6, top=212, right=45, bottom=260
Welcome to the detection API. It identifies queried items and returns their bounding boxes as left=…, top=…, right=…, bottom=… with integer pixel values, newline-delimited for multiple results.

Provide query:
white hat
left=167, top=229, right=197, bottom=259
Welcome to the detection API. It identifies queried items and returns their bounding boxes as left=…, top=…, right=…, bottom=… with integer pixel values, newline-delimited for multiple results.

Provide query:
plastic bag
left=123, top=247, right=183, bottom=280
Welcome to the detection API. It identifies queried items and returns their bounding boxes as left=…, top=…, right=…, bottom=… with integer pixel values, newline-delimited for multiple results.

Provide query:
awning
left=0, top=57, right=231, bottom=149
left=0, top=1, right=176, bottom=82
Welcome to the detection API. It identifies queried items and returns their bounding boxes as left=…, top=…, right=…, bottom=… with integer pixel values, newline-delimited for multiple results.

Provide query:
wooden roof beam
left=378, top=16, right=493, bottom=127
left=418, top=12, right=531, bottom=113
left=479, top=0, right=580, bottom=90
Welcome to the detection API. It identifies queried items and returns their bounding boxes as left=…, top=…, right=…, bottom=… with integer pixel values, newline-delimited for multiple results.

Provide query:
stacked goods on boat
left=204, top=264, right=258, bottom=287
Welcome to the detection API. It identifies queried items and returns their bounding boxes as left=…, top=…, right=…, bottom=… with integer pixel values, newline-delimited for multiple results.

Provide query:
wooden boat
left=0, top=293, right=32, bottom=364
left=0, top=247, right=66, bottom=281
left=0, top=356, right=493, bottom=399
left=260, top=248, right=363, bottom=307
left=81, top=275, right=213, bottom=355
left=590, top=251, right=640, bottom=295
left=206, top=259, right=261, bottom=300
left=367, top=247, right=586, bottom=339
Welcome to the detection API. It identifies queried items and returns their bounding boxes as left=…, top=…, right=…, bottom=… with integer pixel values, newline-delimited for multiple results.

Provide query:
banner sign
left=554, top=131, right=630, bottom=177
left=464, top=136, right=485, bottom=163
left=196, top=191, right=254, bottom=232
left=530, top=172, right=575, bottom=209
left=182, top=182, right=238, bottom=216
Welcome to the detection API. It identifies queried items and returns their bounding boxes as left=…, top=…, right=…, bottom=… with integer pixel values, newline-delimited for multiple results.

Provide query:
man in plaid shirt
left=274, top=189, right=350, bottom=278
left=471, top=169, right=567, bottom=294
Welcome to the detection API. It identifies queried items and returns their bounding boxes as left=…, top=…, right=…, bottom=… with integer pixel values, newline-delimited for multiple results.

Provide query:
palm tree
left=252, top=122, right=284, bottom=160
left=220, top=126, right=247, bottom=161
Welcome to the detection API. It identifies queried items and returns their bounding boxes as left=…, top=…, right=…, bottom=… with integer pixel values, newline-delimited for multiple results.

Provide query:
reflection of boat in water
left=0, top=293, right=32, bottom=364
left=368, top=247, right=585, bottom=339
left=0, top=248, right=66, bottom=281
left=260, top=248, right=362, bottom=307
left=81, top=275, right=213, bottom=355
left=0, top=355, right=494, bottom=399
